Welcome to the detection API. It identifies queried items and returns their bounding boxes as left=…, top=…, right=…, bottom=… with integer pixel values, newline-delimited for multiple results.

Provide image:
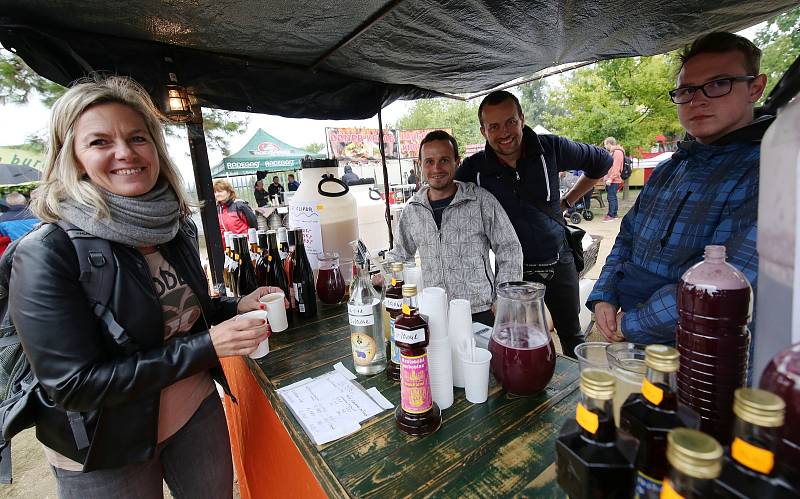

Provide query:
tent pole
left=377, top=108, right=393, bottom=250
left=187, top=104, right=225, bottom=288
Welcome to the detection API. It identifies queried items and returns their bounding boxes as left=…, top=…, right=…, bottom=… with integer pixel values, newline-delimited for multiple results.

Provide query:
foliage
left=544, top=54, right=683, bottom=155
left=0, top=182, right=38, bottom=198
left=394, top=98, right=483, bottom=155
left=755, top=6, right=800, bottom=101
left=0, top=49, right=248, bottom=153
left=518, top=79, right=559, bottom=125
left=303, top=142, right=325, bottom=154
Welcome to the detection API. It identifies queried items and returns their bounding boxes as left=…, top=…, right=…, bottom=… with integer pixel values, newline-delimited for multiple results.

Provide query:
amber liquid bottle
left=291, top=229, right=317, bottom=318
left=222, top=231, right=233, bottom=294
left=620, top=345, right=700, bottom=498
left=556, top=369, right=639, bottom=499
left=384, top=262, right=404, bottom=382
left=713, top=388, right=800, bottom=498
left=661, top=428, right=722, bottom=498
left=394, top=284, right=441, bottom=436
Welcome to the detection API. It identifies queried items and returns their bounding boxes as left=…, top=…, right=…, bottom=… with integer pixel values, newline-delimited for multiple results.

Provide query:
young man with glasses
left=587, top=32, right=769, bottom=345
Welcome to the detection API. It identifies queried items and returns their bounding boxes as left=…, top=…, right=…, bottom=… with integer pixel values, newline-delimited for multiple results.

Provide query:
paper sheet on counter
left=279, top=371, right=385, bottom=445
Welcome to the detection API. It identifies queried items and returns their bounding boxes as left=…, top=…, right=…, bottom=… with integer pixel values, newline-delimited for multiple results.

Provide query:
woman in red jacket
left=602, top=137, right=625, bottom=221
left=213, top=180, right=257, bottom=238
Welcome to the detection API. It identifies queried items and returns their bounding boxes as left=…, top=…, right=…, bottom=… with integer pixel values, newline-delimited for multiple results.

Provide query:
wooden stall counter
left=221, top=304, right=580, bottom=498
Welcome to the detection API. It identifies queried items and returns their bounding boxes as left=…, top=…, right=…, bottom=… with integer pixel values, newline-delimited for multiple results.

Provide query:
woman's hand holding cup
left=238, top=286, right=290, bottom=313
left=210, top=314, right=271, bottom=358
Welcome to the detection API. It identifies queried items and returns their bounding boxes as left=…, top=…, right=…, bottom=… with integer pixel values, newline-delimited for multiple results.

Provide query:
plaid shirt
left=587, top=120, right=769, bottom=344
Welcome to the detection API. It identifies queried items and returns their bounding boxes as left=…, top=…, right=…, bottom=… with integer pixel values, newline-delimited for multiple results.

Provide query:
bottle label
left=395, top=328, right=425, bottom=344
left=384, top=297, right=403, bottom=310
left=351, top=332, right=377, bottom=366
left=400, top=352, right=433, bottom=414
left=642, top=378, right=664, bottom=406
left=576, top=403, right=599, bottom=434
left=294, top=283, right=305, bottom=313
left=348, top=303, right=374, bottom=316
left=349, top=313, right=374, bottom=326
left=390, top=319, right=400, bottom=364
left=731, top=437, right=774, bottom=474
left=660, top=479, right=684, bottom=499
left=634, top=470, right=663, bottom=498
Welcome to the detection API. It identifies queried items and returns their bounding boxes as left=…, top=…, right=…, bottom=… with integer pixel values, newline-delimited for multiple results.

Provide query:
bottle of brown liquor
left=661, top=428, right=722, bottom=498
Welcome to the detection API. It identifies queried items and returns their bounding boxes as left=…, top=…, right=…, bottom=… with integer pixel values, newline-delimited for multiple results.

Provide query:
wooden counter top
left=245, top=304, right=579, bottom=498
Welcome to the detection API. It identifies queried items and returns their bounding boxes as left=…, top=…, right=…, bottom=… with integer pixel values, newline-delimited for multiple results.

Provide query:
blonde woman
left=10, top=76, right=272, bottom=498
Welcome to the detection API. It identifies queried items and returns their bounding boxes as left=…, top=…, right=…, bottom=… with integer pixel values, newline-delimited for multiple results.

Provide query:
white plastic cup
left=427, top=337, right=454, bottom=410
left=259, top=292, right=289, bottom=332
left=236, top=310, right=270, bottom=359
left=420, top=287, right=448, bottom=341
left=448, top=299, right=472, bottom=387
left=461, top=347, right=492, bottom=403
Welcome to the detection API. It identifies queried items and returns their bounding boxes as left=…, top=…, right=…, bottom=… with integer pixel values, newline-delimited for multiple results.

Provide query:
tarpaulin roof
left=211, top=129, right=324, bottom=177
left=0, top=1, right=796, bottom=119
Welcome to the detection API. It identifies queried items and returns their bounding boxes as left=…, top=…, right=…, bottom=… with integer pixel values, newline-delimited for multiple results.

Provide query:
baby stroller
left=560, top=173, right=594, bottom=224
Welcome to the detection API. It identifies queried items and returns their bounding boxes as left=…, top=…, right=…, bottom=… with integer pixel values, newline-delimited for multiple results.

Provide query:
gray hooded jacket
left=389, top=181, right=522, bottom=313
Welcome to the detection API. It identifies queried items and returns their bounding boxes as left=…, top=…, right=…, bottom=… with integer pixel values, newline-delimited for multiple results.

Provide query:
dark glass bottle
left=759, top=342, right=800, bottom=478
left=248, top=228, right=260, bottom=268
left=284, top=228, right=296, bottom=309
left=222, top=231, right=232, bottom=295
left=714, top=388, right=800, bottom=498
left=661, top=428, right=722, bottom=498
left=235, top=234, right=259, bottom=297
left=621, top=345, right=701, bottom=498
left=394, top=284, right=441, bottom=436
left=265, top=230, right=290, bottom=300
left=384, top=262, right=404, bottom=382
left=255, top=231, right=269, bottom=287
left=291, top=228, right=317, bottom=318
left=556, top=369, right=639, bottom=499
left=227, top=233, right=241, bottom=297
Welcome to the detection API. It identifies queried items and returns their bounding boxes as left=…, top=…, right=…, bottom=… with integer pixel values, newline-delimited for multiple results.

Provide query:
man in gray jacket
left=390, top=130, right=522, bottom=325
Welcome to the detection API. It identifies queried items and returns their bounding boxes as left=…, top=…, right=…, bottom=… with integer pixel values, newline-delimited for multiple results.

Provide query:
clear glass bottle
left=620, top=345, right=700, bottom=498
left=556, top=369, right=639, bottom=499
left=661, top=428, right=722, bottom=498
left=347, top=242, right=386, bottom=376
left=394, top=284, right=441, bottom=436
left=714, top=388, right=799, bottom=497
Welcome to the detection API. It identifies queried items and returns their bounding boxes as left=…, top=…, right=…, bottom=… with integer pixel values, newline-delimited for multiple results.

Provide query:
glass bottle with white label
left=384, top=262, right=404, bottom=382
left=291, top=228, right=317, bottom=318
left=347, top=245, right=386, bottom=376
left=394, top=284, right=441, bottom=436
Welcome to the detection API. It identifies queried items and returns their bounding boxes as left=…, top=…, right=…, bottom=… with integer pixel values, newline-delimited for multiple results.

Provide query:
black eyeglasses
left=668, top=76, right=756, bottom=104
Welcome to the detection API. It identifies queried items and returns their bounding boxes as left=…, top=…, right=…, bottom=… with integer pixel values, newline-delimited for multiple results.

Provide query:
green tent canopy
left=211, top=129, right=324, bottom=178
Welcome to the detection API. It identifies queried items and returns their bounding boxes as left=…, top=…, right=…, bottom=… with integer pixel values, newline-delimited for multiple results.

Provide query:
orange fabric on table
left=220, top=356, right=327, bottom=499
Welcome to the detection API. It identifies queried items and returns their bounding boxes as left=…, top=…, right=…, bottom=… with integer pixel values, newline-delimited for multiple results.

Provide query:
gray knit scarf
left=59, top=179, right=181, bottom=247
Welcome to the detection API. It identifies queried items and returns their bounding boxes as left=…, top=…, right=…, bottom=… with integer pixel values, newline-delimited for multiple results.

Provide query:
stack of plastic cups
left=420, top=287, right=453, bottom=410
left=448, top=299, right=473, bottom=388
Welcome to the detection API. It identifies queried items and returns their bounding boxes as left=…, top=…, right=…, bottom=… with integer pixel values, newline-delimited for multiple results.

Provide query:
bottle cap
left=733, top=388, right=785, bottom=428
left=666, top=428, right=722, bottom=480
left=390, top=262, right=404, bottom=272
left=579, top=369, right=615, bottom=401
left=645, top=344, right=679, bottom=373
left=401, top=284, right=417, bottom=297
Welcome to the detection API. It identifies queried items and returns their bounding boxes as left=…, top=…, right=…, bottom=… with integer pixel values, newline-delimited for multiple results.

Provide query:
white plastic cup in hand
left=461, top=347, right=491, bottom=403
left=236, top=310, right=270, bottom=359
left=259, top=292, right=288, bottom=332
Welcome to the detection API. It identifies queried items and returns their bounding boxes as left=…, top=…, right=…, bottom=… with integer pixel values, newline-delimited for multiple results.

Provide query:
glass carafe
left=316, top=252, right=345, bottom=305
left=488, top=282, right=556, bottom=395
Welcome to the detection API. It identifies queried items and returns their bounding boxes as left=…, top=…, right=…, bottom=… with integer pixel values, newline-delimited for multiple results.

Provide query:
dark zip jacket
left=456, top=126, right=611, bottom=263
left=9, top=220, right=238, bottom=472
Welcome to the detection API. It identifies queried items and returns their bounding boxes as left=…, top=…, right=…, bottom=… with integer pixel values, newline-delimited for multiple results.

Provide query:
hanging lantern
left=164, top=82, right=193, bottom=123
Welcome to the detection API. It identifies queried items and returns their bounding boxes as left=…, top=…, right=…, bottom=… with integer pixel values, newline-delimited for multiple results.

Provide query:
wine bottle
left=255, top=230, right=269, bottom=287
left=248, top=228, right=260, bottom=268
left=227, top=233, right=240, bottom=297
left=235, top=234, right=259, bottom=297
left=266, top=230, right=291, bottom=300
left=291, top=228, right=317, bottom=317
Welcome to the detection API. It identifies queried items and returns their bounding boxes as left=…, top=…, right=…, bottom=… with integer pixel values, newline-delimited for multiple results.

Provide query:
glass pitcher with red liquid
left=488, top=282, right=556, bottom=395
left=316, top=252, right=345, bottom=305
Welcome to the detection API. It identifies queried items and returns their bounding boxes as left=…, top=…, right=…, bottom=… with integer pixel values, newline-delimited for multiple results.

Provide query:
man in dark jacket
left=456, top=91, right=611, bottom=358
left=341, top=165, right=360, bottom=185
left=253, top=180, right=269, bottom=207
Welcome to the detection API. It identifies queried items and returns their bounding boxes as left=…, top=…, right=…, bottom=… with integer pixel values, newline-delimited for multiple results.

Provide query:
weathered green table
left=226, top=303, right=579, bottom=498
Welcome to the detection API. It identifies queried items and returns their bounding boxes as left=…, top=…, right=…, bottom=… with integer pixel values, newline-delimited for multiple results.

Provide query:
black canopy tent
left=0, top=0, right=795, bottom=283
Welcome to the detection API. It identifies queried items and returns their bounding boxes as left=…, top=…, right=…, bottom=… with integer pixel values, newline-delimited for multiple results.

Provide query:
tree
left=518, top=79, right=557, bottom=125
left=303, top=142, right=325, bottom=154
left=756, top=6, right=800, bottom=100
left=0, top=49, right=248, bottom=153
left=394, top=98, right=483, bottom=155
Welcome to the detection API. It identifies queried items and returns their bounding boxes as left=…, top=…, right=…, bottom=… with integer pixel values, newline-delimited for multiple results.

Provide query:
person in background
left=0, top=191, right=39, bottom=256
left=602, top=137, right=625, bottom=221
left=10, top=75, right=273, bottom=498
left=390, top=130, right=522, bottom=326
left=341, top=165, right=360, bottom=185
left=267, top=175, right=284, bottom=203
left=588, top=32, right=769, bottom=345
left=253, top=179, right=269, bottom=207
left=407, top=169, right=418, bottom=189
left=214, top=179, right=257, bottom=237
left=456, top=91, right=611, bottom=357
left=287, top=173, right=300, bottom=191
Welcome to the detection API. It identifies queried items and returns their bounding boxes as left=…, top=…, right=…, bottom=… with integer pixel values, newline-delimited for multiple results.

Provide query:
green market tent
left=211, top=129, right=324, bottom=178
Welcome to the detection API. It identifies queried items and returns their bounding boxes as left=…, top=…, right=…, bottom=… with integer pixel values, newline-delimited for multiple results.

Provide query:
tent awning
left=1, top=1, right=795, bottom=119
left=211, top=129, right=324, bottom=178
